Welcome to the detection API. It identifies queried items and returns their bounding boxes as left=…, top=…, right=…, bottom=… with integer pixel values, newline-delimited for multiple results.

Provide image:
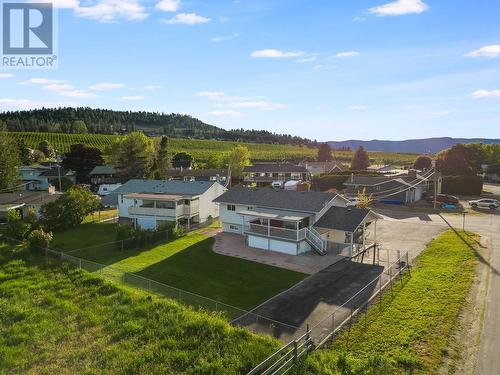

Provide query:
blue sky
left=1, top=0, right=500, bottom=141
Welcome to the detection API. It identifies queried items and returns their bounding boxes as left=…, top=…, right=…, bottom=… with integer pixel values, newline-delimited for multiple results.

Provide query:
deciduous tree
left=227, top=145, right=250, bottom=180
left=172, top=152, right=193, bottom=169
left=40, top=186, right=100, bottom=231
left=62, top=143, right=104, bottom=183
left=413, top=155, right=432, bottom=170
left=0, top=135, right=21, bottom=190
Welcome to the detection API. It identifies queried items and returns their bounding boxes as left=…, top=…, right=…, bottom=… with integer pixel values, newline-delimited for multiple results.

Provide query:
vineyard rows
left=4, top=132, right=417, bottom=165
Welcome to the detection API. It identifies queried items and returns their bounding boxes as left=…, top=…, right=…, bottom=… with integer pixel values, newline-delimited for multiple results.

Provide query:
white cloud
left=211, top=33, right=239, bottom=42
left=89, top=82, right=125, bottom=90
left=75, top=0, right=147, bottom=22
left=197, top=91, right=286, bottom=112
left=52, top=0, right=80, bottom=8
left=43, top=83, right=75, bottom=92
left=471, top=90, right=500, bottom=99
left=295, top=56, right=317, bottom=63
left=229, top=101, right=287, bottom=111
left=0, top=98, right=31, bottom=108
left=20, top=78, right=66, bottom=85
left=348, top=105, right=368, bottom=110
left=0, top=98, right=82, bottom=110
left=0, top=73, right=14, bottom=78
left=251, top=49, right=305, bottom=58
left=155, top=0, right=180, bottom=12
left=368, top=0, right=429, bottom=16
left=121, top=95, right=145, bottom=100
left=60, top=90, right=99, bottom=98
left=207, top=110, right=243, bottom=118
left=466, top=45, right=500, bottom=58
left=162, top=13, right=211, bottom=25
left=335, top=51, right=361, bottom=58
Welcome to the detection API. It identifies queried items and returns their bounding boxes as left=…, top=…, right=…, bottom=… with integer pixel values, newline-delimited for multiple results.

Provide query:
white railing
left=305, top=227, right=327, bottom=255
left=244, top=223, right=306, bottom=241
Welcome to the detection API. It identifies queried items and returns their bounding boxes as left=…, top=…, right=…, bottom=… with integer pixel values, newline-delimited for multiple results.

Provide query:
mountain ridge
left=328, top=137, right=500, bottom=154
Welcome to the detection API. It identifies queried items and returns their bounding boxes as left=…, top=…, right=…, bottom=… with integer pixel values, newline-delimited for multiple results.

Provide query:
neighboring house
left=243, top=163, right=310, bottom=187
left=89, top=165, right=118, bottom=185
left=20, top=165, right=75, bottom=191
left=113, top=180, right=226, bottom=230
left=214, top=187, right=381, bottom=257
left=300, top=161, right=346, bottom=175
left=164, top=169, right=229, bottom=186
left=482, top=164, right=500, bottom=183
left=344, top=170, right=441, bottom=204
left=0, top=191, right=61, bottom=221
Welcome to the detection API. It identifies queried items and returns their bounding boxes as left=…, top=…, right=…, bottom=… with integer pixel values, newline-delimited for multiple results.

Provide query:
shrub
left=5, top=210, right=30, bottom=242
left=441, top=175, right=483, bottom=196
left=27, top=229, right=53, bottom=253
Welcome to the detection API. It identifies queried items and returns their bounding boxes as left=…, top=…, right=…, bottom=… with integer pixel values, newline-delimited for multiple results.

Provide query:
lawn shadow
left=438, top=214, right=499, bottom=276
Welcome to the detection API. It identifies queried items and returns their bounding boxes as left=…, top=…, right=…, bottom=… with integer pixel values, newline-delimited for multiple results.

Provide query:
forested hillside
left=0, top=107, right=317, bottom=147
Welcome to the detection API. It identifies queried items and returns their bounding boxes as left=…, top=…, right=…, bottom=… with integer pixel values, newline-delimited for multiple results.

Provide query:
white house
left=114, top=180, right=226, bottom=230
left=214, top=187, right=381, bottom=257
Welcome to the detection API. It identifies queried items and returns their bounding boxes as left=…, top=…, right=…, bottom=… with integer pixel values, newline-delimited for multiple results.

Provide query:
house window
left=247, top=206, right=253, bottom=210
left=227, top=204, right=236, bottom=211
left=229, top=225, right=239, bottom=230
left=157, top=201, right=175, bottom=209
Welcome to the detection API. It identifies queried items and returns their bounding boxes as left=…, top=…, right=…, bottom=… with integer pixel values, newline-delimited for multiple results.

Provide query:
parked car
left=468, top=199, right=499, bottom=209
left=427, top=194, right=460, bottom=204
left=441, top=203, right=456, bottom=209
left=346, top=197, right=359, bottom=207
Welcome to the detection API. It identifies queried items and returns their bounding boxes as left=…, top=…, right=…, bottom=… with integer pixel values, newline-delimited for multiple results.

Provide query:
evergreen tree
left=155, top=136, right=170, bottom=178
left=317, top=143, right=333, bottom=162
left=114, top=132, right=155, bottom=181
left=0, top=135, right=21, bottom=190
left=351, top=146, right=370, bottom=170
left=172, top=152, right=193, bottom=169
left=62, top=143, right=104, bottom=183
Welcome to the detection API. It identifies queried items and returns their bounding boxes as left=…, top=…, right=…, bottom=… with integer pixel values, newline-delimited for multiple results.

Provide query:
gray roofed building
left=243, top=163, right=308, bottom=173
left=213, top=187, right=335, bottom=213
left=114, top=179, right=218, bottom=195
left=314, top=206, right=371, bottom=232
left=103, top=179, right=221, bottom=207
left=89, top=165, right=116, bottom=175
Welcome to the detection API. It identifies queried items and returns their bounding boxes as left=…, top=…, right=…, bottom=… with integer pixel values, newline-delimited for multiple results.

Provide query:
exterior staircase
left=305, top=227, right=327, bottom=256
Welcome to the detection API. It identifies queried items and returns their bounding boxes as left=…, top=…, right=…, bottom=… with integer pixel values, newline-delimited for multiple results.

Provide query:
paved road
left=376, top=207, right=500, bottom=375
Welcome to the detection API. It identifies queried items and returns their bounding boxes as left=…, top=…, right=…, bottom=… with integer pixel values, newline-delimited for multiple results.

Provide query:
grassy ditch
left=302, top=229, right=480, bottom=374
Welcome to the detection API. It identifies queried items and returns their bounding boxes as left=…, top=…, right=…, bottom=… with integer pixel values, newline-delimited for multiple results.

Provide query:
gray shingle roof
left=113, top=179, right=218, bottom=196
left=243, top=163, right=308, bottom=173
left=164, top=169, right=228, bottom=177
left=344, top=176, right=408, bottom=186
left=213, top=187, right=335, bottom=213
left=314, top=206, right=370, bottom=232
left=89, top=165, right=116, bottom=175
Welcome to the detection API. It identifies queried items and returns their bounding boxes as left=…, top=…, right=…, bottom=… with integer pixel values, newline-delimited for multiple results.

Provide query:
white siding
left=248, top=235, right=269, bottom=250
left=218, top=203, right=248, bottom=230
left=269, top=239, right=297, bottom=255
left=198, top=183, right=226, bottom=222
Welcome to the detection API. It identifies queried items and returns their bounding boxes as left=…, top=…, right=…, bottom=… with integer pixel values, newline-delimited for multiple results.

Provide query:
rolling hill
left=328, top=137, right=500, bottom=154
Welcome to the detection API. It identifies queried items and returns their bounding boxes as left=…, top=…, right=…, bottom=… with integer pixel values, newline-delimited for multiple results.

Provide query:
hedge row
left=313, top=171, right=381, bottom=191
left=441, top=175, right=483, bottom=196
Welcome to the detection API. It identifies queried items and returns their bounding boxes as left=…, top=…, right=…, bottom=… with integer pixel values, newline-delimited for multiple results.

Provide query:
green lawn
left=0, top=244, right=280, bottom=374
left=52, top=222, right=118, bottom=252
left=54, top=225, right=306, bottom=310
left=302, top=230, right=479, bottom=374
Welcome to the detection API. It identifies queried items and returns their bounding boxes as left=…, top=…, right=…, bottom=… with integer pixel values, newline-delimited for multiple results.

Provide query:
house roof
left=213, top=187, right=335, bottom=213
left=243, top=163, right=308, bottom=173
left=0, top=191, right=62, bottom=206
left=314, top=206, right=378, bottom=232
left=113, top=179, right=219, bottom=196
left=344, top=176, right=411, bottom=187
left=89, top=165, right=116, bottom=175
left=164, top=168, right=228, bottom=177
left=239, top=208, right=309, bottom=221
left=39, top=167, right=72, bottom=177
left=302, top=161, right=346, bottom=173
left=124, top=193, right=184, bottom=201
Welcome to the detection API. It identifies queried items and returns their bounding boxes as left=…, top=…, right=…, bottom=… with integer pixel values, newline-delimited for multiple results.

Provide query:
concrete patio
left=212, top=232, right=344, bottom=274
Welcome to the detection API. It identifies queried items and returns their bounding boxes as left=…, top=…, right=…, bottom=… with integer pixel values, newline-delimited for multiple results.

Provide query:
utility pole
left=462, top=212, right=466, bottom=232
left=432, top=160, right=437, bottom=209
left=57, top=165, right=62, bottom=192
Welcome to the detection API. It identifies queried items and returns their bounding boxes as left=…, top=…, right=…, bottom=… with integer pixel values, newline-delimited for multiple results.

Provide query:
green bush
left=27, top=229, right=53, bottom=253
left=5, top=210, right=30, bottom=242
left=441, top=175, right=483, bottom=196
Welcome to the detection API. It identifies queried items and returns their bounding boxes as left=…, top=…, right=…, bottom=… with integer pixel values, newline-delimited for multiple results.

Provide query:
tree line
left=0, top=107, right=318, bottom=147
